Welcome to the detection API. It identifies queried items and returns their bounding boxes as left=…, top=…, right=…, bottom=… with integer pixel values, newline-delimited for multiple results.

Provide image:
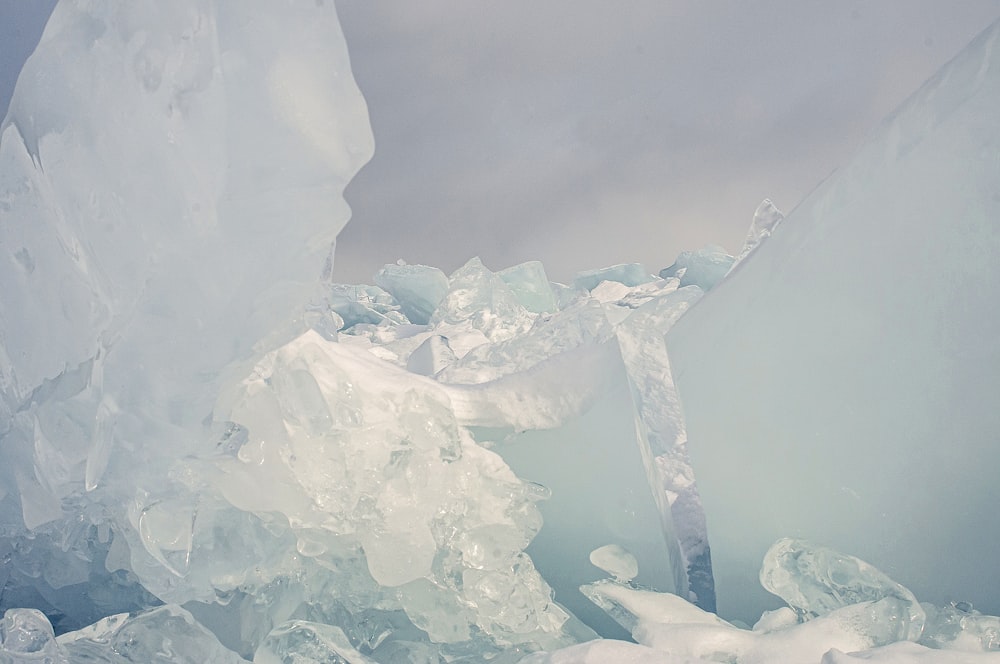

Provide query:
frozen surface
left=668, top=18, right=1000, bottom=625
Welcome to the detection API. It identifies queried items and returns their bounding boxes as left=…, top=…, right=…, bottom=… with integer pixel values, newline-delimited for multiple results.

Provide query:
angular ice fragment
left=668, top=18, right=1000, bottom=623
left=431, top=257, right=533, bottom=342
left=760, top=538, right=924, bottom=641
left=498, top=261, right=558, bottom=314
left=573, top=263, right=652, bottom=291
left=658, top=245, right=734, bottom=291
left=329, top=284, right=406, bottom=329
left=374, top=263, right=450, bottom=325
left=589, top=545, right=639, bottom=582
left=406, top=335, right=457, bottom=377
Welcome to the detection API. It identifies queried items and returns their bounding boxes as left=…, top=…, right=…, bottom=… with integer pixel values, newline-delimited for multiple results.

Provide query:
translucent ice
left=760, top=538, right=925, bottom=641
left=668, top=17, right=1000, bottom=624
left=499, top=261, right=559, bottom=314
left=373, top=263, right=450, bottom=325
left=57, top=605, right=248, bottom=663
left=921, top=603, right=1000, bottom=652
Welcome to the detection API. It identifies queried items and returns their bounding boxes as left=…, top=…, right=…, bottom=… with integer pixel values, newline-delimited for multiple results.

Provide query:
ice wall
left=0, top=0, right=371, bottom=631
left=668, top=18, right=1000, bottom=624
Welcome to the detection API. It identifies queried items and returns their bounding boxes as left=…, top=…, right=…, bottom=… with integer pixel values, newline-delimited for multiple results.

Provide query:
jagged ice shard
left=668, top=17, right=1000, bottom=626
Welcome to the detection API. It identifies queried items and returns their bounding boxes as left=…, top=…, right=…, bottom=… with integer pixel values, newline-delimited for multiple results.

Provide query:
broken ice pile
left=0, top=1, right=712, bottom=657
left=3, top=0, right=1000, bottom=661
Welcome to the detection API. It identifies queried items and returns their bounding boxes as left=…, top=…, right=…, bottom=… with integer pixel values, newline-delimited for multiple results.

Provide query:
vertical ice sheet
left=668, top=19, right=1000, bottom=623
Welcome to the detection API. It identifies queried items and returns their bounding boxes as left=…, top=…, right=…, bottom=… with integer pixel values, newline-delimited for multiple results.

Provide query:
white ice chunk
left=590, top=545, right=639, bottom=582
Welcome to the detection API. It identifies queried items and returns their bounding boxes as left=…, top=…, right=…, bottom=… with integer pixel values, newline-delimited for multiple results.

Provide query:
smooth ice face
left=668, top=18, right=1000, bottom=624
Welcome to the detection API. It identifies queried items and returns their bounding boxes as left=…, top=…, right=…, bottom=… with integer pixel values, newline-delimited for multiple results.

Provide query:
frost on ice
left=2, top=1, right=1000, bottom=663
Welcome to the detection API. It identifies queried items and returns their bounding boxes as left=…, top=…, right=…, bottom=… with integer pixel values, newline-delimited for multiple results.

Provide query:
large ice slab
left=0, top=0, right=371, bottom=635
left=667, top=18, right=1000, bottom=624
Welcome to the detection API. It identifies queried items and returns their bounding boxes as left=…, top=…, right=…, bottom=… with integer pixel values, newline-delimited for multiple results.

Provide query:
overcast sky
left=4, top=1, right=1000, bottom=283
